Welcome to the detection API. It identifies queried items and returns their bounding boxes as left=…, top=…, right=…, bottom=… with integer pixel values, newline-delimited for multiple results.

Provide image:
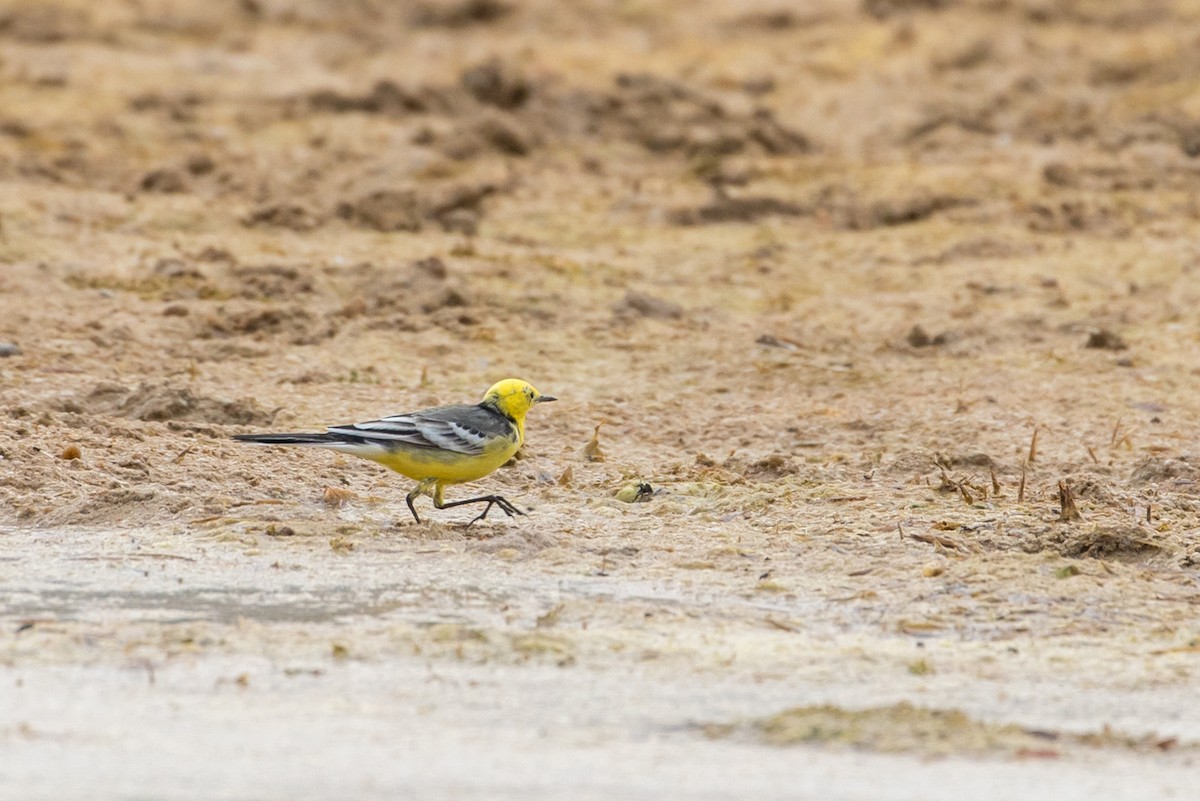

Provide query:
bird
left=233, top=378, right=555, bottom=525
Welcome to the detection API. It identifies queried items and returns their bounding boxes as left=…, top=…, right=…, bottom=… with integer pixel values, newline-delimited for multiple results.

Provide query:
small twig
left=1146, top=503, right=1152, bottom=524
left=936, top=464, right=957, bottom=492
left=1057, top=480, right=1081, bottom=522
left=957, top=479, right=974, bottom=505
left=990, top=468, right=1001, bottom=497
left=765, top=617, right=798, bottom=633
left=1086, top=445, right=1099, bottom=465
left=1110, top=417, right=1123, bottom=447
left=1117, top=426, right=1138, bottom=450
left=1027, top=427, right=1040, bottom=463
left=1018, top=461, right=1027, bottom=502
left=910, top=530, right=968, bottom=551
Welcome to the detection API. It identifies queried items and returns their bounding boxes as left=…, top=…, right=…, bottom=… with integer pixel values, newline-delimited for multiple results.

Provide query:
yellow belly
left=368, top=438, right=519, bottom=485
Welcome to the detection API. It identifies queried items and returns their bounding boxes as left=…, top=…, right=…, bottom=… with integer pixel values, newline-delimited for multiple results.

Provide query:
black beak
left=536, top=395, right=557, bottom=403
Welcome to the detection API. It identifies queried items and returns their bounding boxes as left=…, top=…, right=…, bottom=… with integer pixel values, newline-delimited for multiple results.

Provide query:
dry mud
left=3, top=0, right=1200, bottom=798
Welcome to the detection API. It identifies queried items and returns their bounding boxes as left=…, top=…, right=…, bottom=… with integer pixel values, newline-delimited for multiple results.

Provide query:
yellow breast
left=369, top=436, right=520, bottom=485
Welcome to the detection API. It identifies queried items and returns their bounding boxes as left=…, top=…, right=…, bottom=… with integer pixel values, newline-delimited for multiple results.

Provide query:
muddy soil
left=2, top=1, right=1200, bottom=798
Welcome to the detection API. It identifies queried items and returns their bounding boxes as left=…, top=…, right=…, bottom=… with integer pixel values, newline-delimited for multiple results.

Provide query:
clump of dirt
left=436, top=113, right=534, bottom=160
left=1025, top=198, right=1135, bottom=235
left=1042, top=162, right=1175, bottom=192
left=338, top=257, right=472, bottom=319
left=0, top=4, right=91, bottom=43
left=198, top=304, right=336, bottom=345
left=587, top=73, right=813, bottom=158
left=1001, top=521, right=1170, bottom=563
left=336, top=190, right=423, bottom=233
left=227, top=265, right=316, bottom=300
left=614, top=291, right=683, bottom=321
left=242, top=204, right=324, bottom=232
left=1131, top=457, right=1199, bottom=488
left=75, top=382, right=274, bottom=426
left=66, top=259, right=218, bottom=301
left=1058, top=525, right=1167, bottom=561
left=68, top=485, right=165, bottom=526
left=726, top=454, right=799, bottom=480
left=905, top=325, right=951, bottom=348
left=668, top=193, right=805, bottom=226
left=926, top=237, right=1041, bottom=264
left=461, top=58, right=530, bottom=110
left=303, top=80, right=428, bottom=116
left=936, top=452, right=1001, bottom=471
left=1063, top=474, right=1123, bottom=505
left=1086, top=329, right=1128, bottom=350
left=883, top=450, right=946, bottom=477
left=336, top=183, right=497, bottom=235
left=425, top=183, right=500, bottom=234
left=139, top=168, right=186, bottom=193
left=814, top=186, right=974, bottom=230
left=862, top=0, right=950, bottom=21
left=411, top=0, right=510, bottom=28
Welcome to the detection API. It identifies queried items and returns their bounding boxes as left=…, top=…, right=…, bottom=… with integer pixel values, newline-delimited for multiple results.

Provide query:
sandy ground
left=3, top=0, right=1200, bottom=797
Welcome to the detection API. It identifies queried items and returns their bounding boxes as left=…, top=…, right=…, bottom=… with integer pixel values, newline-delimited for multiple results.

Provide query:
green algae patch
left=733, top=702, right=1188, bottom=758
left=756, top=702, right=1034, bottom=755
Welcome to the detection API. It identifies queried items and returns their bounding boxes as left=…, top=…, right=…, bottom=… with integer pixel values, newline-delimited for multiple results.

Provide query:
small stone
left=906, top=325, right=949, bottom=347
left=907, top=325, right=930, bottom=346
left=618, top=291, right=683, bottom=320
left=140, top=168, right=186, bottom=193
left=0, top=342, right=21, bottom=357
left=461, top=57, right=529, bottom=109
left=1085, top=329, right=1127, bottom=350
left=186, top=154, right=215, bottom=175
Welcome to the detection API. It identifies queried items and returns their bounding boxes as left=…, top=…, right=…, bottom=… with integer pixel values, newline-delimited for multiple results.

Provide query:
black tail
left=232, top=433, right=335, bottom=445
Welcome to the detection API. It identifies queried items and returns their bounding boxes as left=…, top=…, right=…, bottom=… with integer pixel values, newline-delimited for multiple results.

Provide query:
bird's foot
left=456, top=495, right=524, bottom=528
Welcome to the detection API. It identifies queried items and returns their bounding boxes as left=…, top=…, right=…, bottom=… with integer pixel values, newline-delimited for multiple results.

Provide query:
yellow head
left=480, top=379, right=556, bottom=422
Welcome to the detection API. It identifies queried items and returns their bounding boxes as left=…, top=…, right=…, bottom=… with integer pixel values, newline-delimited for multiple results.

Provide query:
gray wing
left=326, top=403, right=514, bottom=456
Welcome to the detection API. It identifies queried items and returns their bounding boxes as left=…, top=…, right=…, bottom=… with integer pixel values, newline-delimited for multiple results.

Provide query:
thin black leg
left=434, top=494, right=524, bottom=526
left=405, top=488, right=422, bottom=523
